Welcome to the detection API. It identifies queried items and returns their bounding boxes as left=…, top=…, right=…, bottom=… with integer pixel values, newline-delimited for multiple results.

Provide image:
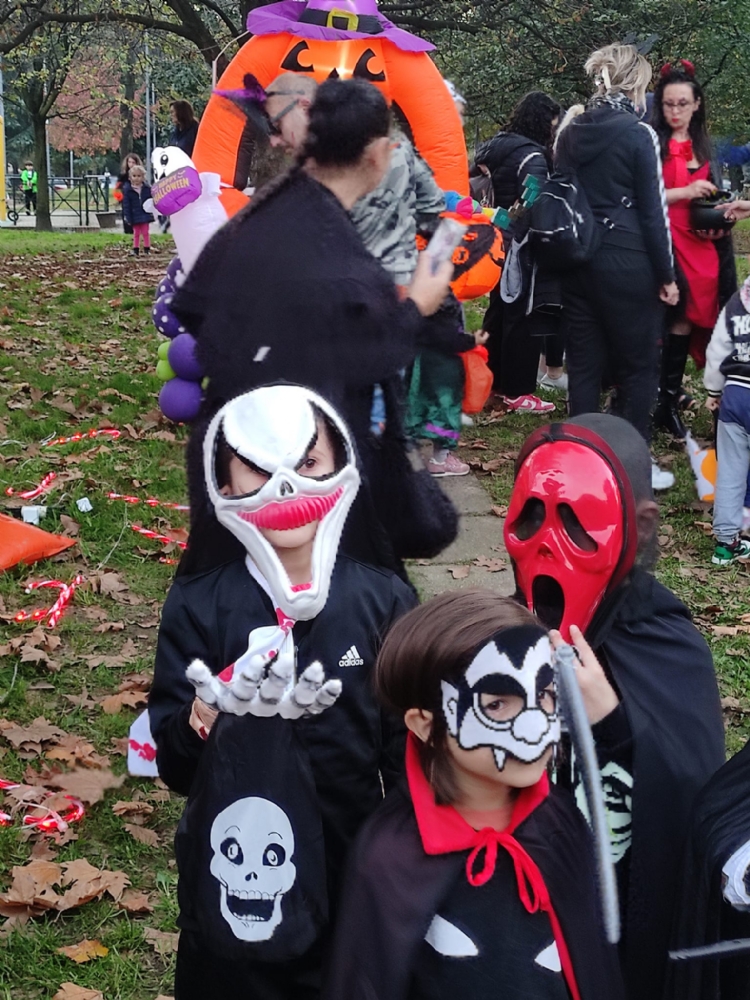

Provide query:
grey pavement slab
left=407, top=472, right=515, bottom=600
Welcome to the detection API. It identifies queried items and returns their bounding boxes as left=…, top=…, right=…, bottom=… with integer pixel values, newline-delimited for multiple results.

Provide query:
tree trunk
left=119, top=67, right=136, bottom=164
left=32, top=114, right=52, bottom=232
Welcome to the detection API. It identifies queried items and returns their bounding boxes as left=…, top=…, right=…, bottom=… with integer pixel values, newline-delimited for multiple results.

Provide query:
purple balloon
left=151, top=293, right=186, bottom=339
left=155, top=276, right=175, bottom=299
left=159, top=377, right=203, bottom=423
left=168, top=333, right=203, bottom=381
left=165, top=256, right=184, bottom=284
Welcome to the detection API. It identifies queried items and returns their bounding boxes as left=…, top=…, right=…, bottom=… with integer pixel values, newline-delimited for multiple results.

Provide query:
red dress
left=662, top=139, right=720, bottom=331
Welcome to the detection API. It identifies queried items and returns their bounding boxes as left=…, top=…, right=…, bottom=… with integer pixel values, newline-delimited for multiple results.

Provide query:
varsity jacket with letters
left=705, top=287, right=750, bottom=396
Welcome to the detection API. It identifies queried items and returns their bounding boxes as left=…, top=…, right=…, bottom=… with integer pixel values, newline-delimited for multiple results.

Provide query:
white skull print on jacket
left=210, top=796, right=297, bottom=941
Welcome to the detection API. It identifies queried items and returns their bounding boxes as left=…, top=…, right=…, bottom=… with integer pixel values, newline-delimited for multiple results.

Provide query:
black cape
left=664, top=740, right=750, bottom=1000
left=323, top=780, right=626, bottom=1000
left=587, top=569, right=726, bottom=1000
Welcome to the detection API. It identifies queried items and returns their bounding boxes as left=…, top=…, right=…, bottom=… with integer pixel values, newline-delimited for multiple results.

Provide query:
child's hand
left=474, top=329, right=490, bottom=346
left=550, top=625, right=619, bottom=725
left=705, top=395, right=721, bottom=412
left=189, top=697, right=219, bottom=740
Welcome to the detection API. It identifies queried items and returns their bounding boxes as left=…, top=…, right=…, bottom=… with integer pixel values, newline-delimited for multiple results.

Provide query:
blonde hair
left=553, top=103, right=585, bottom=153
left=585, top=43, right=652, bottom=108
left=128, top=164, right=146, bottom=181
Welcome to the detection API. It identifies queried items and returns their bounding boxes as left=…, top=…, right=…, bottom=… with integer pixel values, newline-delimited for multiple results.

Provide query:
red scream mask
left=504, top=425, right=638, bottom=640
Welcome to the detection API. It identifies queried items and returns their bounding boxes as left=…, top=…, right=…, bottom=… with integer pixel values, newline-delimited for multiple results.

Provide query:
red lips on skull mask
left=504, top=424, right=638, bottom=640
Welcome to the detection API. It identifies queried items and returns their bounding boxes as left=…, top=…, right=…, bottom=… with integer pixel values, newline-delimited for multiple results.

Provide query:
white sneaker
left=651, top=460, right=674, bottom=491
left=461, top=413, right=474, bottom=427
left=538, top=372, right=569, bottom=392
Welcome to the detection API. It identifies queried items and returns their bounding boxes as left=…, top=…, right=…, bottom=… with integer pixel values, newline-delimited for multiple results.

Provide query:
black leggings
left=563, top=246, right=663, bottom=442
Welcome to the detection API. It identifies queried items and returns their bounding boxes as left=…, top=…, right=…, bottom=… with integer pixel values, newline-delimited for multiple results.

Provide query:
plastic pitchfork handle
left=553, top=642, right=621, bottom=944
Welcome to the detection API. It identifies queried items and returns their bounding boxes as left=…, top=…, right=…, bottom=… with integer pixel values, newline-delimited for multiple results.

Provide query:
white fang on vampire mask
left=441, top=626, right=560, bottom=771
left=204, top=386, right=360, bottom=621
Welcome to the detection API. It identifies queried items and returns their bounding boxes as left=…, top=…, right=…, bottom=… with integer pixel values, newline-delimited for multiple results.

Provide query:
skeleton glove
left=186, top=628, right=341, bottom=719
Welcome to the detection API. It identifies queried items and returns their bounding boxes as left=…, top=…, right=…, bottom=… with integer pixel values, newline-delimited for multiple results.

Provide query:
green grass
left=0, top=232, right=185, bottom=999
left=0, top=234, right=748, bottom=998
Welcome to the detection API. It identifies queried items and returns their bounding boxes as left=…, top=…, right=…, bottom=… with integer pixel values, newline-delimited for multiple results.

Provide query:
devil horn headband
left=660, top=59, right=696, bottom=78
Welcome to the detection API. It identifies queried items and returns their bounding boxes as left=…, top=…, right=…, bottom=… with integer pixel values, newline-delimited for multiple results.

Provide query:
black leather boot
left=654, top=333, right=690, bottom=439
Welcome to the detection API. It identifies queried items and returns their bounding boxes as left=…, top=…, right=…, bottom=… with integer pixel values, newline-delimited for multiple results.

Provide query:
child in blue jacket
left=122, top=163, right=154, bottom=255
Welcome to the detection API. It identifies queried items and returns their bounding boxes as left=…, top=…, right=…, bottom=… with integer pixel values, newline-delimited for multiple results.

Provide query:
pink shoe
left=427, top=452, right=470, bottom=477
left=503, top=394, right=555, bottom=414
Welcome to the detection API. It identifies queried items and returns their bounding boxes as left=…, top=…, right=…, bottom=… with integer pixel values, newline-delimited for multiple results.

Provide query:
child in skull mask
left=324, top=589, right=626, bottom=1000
left=148, top=384, right=416, bottom=1000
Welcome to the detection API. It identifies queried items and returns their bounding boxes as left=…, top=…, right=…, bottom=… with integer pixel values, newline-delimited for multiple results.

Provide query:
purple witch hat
left=247, top=0, right=434, bottom=52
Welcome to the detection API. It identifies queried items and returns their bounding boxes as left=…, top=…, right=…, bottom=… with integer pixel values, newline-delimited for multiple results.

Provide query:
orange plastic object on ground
left=461, top=345, right=493, bottom=414
left=0, top=514, right=76, bottom=572
left=193, top=31, right=469, bottom=219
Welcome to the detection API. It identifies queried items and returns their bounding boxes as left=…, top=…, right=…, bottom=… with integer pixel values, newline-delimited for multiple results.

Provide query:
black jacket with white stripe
left=149, top=554, right=416, bottom=892
left=475, top=132, right=550, bottom=212
left=555, top=105, right=675, bottom=284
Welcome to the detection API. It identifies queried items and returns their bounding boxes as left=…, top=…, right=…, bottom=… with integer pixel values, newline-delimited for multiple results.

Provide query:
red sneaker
left=503, top=394, right=555, bottom=414
left=427, top=452, right=470, bottom=477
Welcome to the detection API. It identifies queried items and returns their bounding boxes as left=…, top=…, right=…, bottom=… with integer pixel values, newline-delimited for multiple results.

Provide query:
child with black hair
left=148, top=384, right=416, bottom=999
left=325, top=590, right=626, bottom=1000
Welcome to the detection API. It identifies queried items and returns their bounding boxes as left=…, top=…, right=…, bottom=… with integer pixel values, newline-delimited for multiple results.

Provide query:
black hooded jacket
left=555, top=106, right=675, bottom=284
left=475, top=132, right=550, bottom=211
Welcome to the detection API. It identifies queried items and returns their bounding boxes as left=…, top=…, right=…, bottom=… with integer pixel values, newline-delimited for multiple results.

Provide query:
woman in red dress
left=651, top=61, right=737, bottom=439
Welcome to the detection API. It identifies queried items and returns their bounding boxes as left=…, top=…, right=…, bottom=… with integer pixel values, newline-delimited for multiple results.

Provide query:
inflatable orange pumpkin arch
left=192, top=0, right=469, bottom=218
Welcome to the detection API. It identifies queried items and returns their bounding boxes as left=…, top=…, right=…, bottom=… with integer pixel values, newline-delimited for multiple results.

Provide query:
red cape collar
left=405, top=735, right=582, bottom=1000
left=406, top=732, right=548, bottom=864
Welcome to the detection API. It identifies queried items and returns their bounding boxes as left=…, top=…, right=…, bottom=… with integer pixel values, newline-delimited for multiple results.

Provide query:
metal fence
left=5, top=175, right=113, bottom=227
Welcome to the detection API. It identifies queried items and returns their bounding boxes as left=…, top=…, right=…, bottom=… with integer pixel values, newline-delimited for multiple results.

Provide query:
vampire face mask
left=504, top=424, right=638, bottom=640
left=441, top=625, right=560, bottom=771
left=204, top=385, right=360, bottom=620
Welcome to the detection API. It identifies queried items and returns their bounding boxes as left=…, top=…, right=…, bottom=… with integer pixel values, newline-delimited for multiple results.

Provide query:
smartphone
left=424, top=218, right=466, bottom=273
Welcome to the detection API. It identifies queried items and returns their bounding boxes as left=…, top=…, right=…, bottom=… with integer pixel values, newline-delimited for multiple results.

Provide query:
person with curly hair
left=474, top=92, right=562, bottom=414
left=650, top=60, right=737, bottom=440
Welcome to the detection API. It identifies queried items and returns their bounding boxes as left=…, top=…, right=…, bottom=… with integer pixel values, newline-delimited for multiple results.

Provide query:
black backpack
left=527, top=171, right=599, bottom=271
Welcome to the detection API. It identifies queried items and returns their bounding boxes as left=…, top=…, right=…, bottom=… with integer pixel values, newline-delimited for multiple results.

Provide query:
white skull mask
left=441, top=626, right=560, bottom=771
left=204, top=386, right=360, bottom=620
left=209, top=796, right=297, bottom=942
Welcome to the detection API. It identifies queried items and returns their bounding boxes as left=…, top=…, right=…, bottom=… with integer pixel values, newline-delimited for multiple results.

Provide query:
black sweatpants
left=483, top=286, right=541, bottom=397
left=24, top=189, right=36, bottom=212
left=175, top=930, right=323, bottom=1000
left=563, top=245, right=663, bottom=442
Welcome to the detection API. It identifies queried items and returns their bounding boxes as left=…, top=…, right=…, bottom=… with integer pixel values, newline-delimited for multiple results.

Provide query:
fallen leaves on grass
left=56, top=938, right=109, bottom=963
left=53, top=984, right=103, bottom=1000
left=112, top=800, right=154, bottom=819
left=48, top=767, right=125, bottom=805
left=123, top=823, right=159, bottom=847
left=86, top=637, right=140, bottom=670
left=0, top=858, right=129, bottom=924
left=99, top=672, right=150, bottom=714
left=0, top=717, right=64, bottom=753
left=144, top=926, right=180, bottom=956
left=118, top=889, right=153, bottom=913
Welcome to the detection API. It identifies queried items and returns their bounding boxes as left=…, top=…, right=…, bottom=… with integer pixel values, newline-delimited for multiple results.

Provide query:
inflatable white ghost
left=151, top=146, right=229, bottom=274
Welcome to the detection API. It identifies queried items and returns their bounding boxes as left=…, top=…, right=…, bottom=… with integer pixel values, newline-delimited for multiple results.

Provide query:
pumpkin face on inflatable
left=193, top=0, right=468, bottom=215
